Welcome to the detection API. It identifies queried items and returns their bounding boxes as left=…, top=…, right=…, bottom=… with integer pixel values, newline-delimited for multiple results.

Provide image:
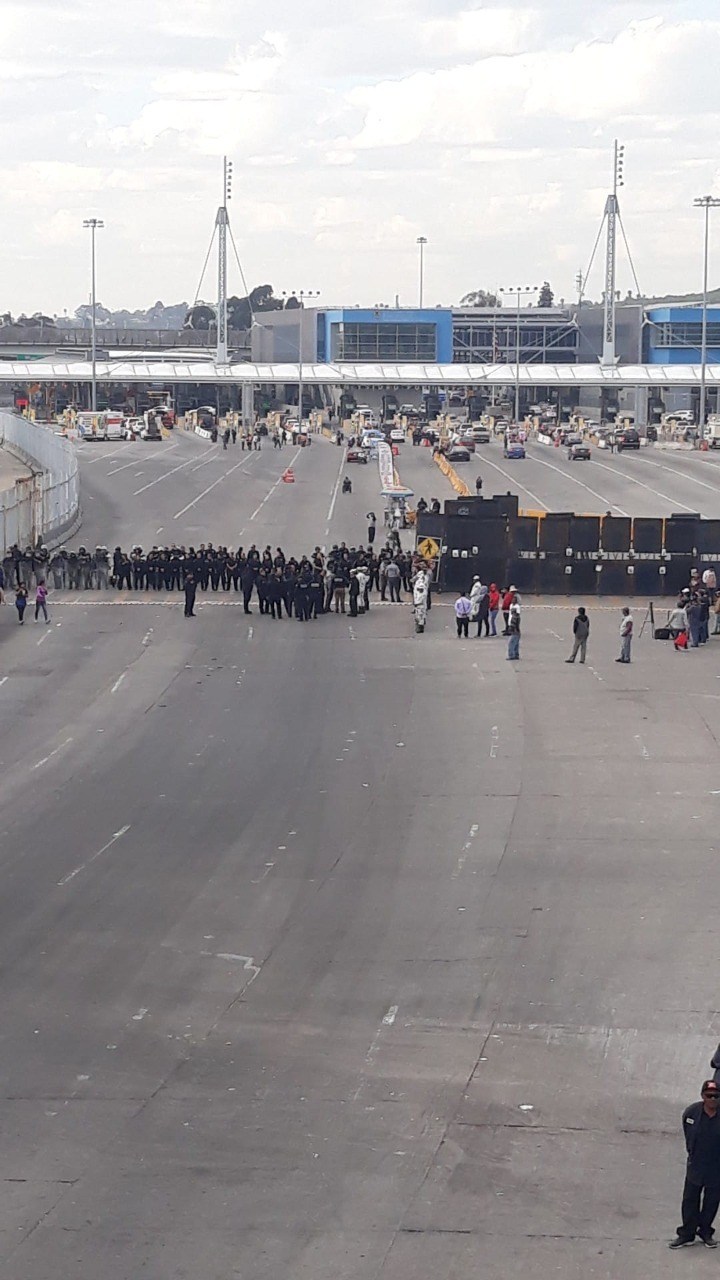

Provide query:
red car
left=346, top=448, right=368, bottom=464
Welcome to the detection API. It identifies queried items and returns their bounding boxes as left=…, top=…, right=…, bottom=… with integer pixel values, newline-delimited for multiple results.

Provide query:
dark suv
left=616, top=428, right=640, bottom=451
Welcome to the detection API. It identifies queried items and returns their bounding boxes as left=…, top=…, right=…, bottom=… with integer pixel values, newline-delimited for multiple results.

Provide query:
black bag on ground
left=654, top=627, right=671, bottom=640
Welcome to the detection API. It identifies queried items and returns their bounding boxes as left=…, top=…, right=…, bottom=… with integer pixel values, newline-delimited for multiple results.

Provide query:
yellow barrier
left=433, top=450, right=471, bottom=497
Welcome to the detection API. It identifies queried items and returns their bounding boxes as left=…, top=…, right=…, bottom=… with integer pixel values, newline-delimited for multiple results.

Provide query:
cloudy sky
left=3, top=0, right=720, bottom=316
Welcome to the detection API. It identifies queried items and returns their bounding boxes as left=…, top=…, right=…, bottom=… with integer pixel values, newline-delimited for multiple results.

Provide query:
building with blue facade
left=645, top=306, right=720, bottom=364
left=315, top=308, right=454, bottom=363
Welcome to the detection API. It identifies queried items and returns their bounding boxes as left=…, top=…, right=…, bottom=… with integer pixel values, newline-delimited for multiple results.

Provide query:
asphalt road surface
left=0, top=429, right=719, bottom=1278
left=400, top=435, right=720, bottom=520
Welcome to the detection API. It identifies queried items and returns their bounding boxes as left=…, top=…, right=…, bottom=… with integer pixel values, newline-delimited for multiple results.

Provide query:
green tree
left=459, top=289, right=498, bottom=307
left=537, top=281, right=554, bottom=307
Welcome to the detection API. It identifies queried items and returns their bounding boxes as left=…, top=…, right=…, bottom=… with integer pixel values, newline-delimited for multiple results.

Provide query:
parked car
left=616, top=428, right=640, bottom=451
left=446, top=446, right=471, bottom=462
left=568, top=441, right=591, bottom=461
left=504, top=440, right=526, bottom=459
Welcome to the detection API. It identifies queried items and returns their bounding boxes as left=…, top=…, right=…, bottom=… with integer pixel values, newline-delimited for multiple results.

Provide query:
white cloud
left=0, top=2, right=719, bottom=313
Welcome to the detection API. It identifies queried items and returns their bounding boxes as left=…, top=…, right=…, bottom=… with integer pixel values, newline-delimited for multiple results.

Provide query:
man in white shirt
left=616, top=607, right=633, bottom=663
left=454, top=591, right=472, bottom=638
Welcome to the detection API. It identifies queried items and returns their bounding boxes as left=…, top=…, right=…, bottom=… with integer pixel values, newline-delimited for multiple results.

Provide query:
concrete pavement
left=0, top=432, right=719, bottom=1277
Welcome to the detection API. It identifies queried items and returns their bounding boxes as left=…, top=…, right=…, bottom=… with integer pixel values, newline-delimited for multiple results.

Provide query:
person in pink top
left=34, top=580, right=50, bottom=624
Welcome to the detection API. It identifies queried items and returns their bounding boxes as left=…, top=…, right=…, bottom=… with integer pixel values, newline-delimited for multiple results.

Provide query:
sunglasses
left=704, top=1091, right=720, bottom=1098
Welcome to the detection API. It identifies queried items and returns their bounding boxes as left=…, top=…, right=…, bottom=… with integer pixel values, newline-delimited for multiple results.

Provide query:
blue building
left=315, top=308, right=454, bottom=363
left=645, top=306, right=720, bottom=364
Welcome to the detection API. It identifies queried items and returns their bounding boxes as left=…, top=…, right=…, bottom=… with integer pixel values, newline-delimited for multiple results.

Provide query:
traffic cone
left=282, top=468, right=295, bottom=483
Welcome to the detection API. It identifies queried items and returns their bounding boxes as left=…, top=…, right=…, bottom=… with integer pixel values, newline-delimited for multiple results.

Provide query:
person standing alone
left=616, top=607, right=633, bottom=663
left=34, top=580, right=50, bottom=624
left=183, top=572, right=197, bottom=618
left=669, top=1080, right=720, bottom=1248
left=454, top=590, right=472, bottom=638
left=566, top=606, right=589, bottom=664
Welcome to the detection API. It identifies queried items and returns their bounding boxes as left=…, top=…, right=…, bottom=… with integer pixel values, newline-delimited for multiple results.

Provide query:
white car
left=389, top=427, right=405, bottom=443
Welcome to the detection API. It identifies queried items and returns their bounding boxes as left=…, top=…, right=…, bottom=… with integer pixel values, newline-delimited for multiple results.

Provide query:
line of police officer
left=6, top=541, right=420, bottom=614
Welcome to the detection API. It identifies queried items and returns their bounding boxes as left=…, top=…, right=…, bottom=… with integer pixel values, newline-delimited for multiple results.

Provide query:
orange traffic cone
left=282, top=468, right=295, bottom=483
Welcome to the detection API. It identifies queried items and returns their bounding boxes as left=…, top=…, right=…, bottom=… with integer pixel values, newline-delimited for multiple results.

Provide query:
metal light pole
left=500, top=286, right=538, bottom=424
left=216, top=156, right=233, bottom=366
left=282, top=290, right=320, bottom=426
left=416, top=237, right=427, bottom=308
left=694, top=196, right=720, bottom=435
left=83, top=218, right=104, bottom=412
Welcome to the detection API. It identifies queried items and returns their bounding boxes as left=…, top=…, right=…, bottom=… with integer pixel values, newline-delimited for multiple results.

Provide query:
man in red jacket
left=501, top=585, right=517, bottom=635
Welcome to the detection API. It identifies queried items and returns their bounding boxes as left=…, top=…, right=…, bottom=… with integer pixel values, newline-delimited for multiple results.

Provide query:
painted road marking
left=527, top=447, right=630, bottom=517
left=591, top=456, right=697, bottom=512
left=33, top=737, right=73, bottom=771
left=58, top=823, right=131, bottom=886
left=474, top=453, right=549, bottom=509
left=0, top=676, right=7, bottom=688
left=326, top=449, right=346, bottom=523
left=111, top=672, right=127, bottom=693
left=173, top=452, right=259, bottom=519
left=132, top=445, right=216, bottom=496
left=107, top=443, right=177, bottom=476
left=248, top=447, right=303, bottom=522
left=453, top=823, right=480, bottom=878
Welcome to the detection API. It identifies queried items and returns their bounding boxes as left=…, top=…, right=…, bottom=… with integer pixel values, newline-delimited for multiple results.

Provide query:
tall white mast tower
left=601, top=141, right=624, bottom=367
left=216, top=156, right=232, bottom=365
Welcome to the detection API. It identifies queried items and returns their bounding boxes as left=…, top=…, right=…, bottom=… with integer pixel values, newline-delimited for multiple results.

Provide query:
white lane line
left=247, top=626, right=254, bottom=640
left=249, top=447, right=303, bottom=521
left=82, top=444, right=129, bottom=466
left=107, top=443, right=177, bottom=476
left=590, top=456, right=697, bottom=512
left=33, top=736, right=73, bottom=772
left=173, top=453, right=258, bottom=520
left=111, top=672, right=127, bottom=694
left=326, top=449, right=346, bottom=524
left=142, top=628, right=153, bottom=646
left=132, top=446, right=216, bottom=496
left=353, top=1003, right=401, bottom=1101
left=453, top=823, right=479, bottom=878
left=489, top=725, right=499, bottom=758
left=0, top=676, right=7, bottom=688
left=526, top=448, right=629, bottom=516
left=634, top=733, right=650, bottom=759
left=476, top=454, right=549, bottom=510
left=635, top=453, right=720, bottom=500
left=58, top=823, right=131, bottom=886
left=36, top=630, right=51, bottom=646
left=251, top=862, right=275, bottom=884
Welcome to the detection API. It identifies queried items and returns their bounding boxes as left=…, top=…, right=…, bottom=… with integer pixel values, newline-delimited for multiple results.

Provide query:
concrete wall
left=0, top=412, right=80, bottom=554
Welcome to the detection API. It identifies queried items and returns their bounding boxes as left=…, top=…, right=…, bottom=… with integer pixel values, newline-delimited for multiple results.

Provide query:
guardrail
left=0, top=412, right=80, bottom=554
left=433, top=450, right=471, bottom=497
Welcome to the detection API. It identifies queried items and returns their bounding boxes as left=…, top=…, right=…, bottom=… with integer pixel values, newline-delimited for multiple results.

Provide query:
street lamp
left=282, top=290, right=320, bottom=427
left=693, top=196, right=720, bottom=436
left=417, top=236, right=427, bottom=308
left=499, top=286, right=538, bottom=424
left=83, top=218, right=104, bottom=412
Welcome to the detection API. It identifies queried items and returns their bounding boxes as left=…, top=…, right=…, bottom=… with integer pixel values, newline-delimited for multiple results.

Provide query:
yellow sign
left=417, top=536, right=440, bottom=559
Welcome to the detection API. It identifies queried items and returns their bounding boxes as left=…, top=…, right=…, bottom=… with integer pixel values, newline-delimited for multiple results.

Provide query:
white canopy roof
left=0, top=359, right=717, bottom=387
